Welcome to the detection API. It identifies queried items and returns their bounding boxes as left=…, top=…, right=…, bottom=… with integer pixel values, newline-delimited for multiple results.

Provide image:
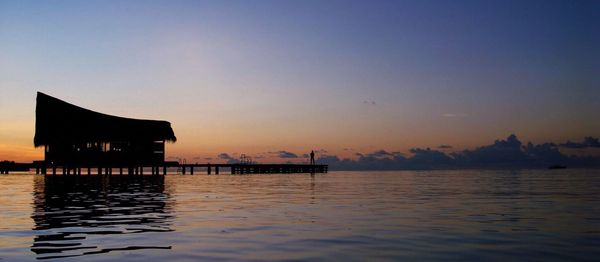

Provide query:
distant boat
left=548, top=165, right=567, bottom=169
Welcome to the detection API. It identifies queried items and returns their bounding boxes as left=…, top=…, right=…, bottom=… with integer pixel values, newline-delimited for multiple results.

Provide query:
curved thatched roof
left=34, top=92, right=176, bottom=147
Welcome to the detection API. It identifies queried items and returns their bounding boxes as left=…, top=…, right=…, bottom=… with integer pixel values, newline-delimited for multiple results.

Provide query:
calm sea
left=0, top=170, right=599, bottom=261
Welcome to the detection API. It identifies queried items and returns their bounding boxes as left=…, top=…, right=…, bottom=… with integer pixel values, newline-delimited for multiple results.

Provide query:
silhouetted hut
left=34, top=92, right=176, bottom=167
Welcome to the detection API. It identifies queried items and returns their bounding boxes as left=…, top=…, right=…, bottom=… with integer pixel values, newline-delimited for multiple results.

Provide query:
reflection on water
left=0, top=170, right=599, bottom=260
left=31, top=176, right=173, bottom=260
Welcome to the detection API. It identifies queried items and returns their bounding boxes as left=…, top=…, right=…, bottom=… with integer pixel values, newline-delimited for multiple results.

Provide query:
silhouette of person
left=310, top=150, right=315, bottom=165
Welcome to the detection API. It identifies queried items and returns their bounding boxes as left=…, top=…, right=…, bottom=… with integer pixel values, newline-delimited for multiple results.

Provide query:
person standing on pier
left=310, top=150, right=315, bottom=165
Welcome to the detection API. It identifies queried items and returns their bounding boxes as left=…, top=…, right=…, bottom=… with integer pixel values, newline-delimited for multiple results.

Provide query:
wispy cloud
left=363, top=100, right=376, bottom=105
left=276, top=151, right=298, bottom=158
left=217, top=153, right=233, bottom=160
left=442, top=113, right=468, bottom=118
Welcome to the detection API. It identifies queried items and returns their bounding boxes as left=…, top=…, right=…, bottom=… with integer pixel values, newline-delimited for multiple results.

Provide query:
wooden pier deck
left=0, top=161, right=328, bottom=175
left=178, top=163, right=328, bottom=174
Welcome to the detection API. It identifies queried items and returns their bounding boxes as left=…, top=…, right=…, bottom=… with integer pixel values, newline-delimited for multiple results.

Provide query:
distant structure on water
left=34, top=92, right=176, bottom=168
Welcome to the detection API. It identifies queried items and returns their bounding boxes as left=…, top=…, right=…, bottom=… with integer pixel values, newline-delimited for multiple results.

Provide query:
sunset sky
left=1, top=0, right=598, bottom=163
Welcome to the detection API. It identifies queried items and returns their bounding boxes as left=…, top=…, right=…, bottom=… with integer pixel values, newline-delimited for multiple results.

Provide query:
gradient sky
left=1, top=0, right=598, bottom=163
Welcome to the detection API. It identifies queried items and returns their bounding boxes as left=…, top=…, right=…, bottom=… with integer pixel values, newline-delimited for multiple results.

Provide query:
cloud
left=560, top=137, right=600, bottom=148
left=367, top=150, right=393, bottom=158
left=277, top=151, right=298, bottom=158
left=453, top=134, right=530, bottom=167
left=438, top=144, right=453, bottom=149
left=317, top=134, right=600, bottom=170
left=218, top=153, right=233, bottom=160
left=442, top=113, right=467, bottom=118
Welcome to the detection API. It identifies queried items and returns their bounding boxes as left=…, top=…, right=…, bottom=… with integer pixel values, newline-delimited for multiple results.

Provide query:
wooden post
left=190, top=166, right=194, bottom=175
left=52, top=166, right=56, bottom=175
left=88, top=167, right=91, bottom=175
left=163, top=166, right=167, bottom=175
left=140, top=166, right=143, bottom=175
left=216, top=166, right=219, bottom=174
left=98, top=167, right=102, bottom=175
left=182, top=166, right=186, bottom=175
left=208, top=165, right=211, bottom=175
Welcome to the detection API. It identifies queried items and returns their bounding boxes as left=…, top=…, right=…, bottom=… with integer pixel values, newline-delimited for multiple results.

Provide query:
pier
left=179, top=163, right=328, bottom=174
left=1, top=161, right=328, bottom=175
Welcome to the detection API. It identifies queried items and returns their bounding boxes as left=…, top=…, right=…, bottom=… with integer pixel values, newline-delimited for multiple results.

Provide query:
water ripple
left=0, top=170, right=599, bottom=260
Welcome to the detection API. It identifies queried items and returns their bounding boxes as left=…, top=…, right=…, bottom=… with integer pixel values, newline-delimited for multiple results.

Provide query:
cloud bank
left=319, top=135, right=600, bottom=170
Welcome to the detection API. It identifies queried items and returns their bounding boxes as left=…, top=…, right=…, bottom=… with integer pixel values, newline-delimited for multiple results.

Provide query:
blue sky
left=1, top=0, right=598, bottom=162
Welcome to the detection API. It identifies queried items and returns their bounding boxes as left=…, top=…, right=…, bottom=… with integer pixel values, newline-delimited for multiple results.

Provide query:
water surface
left=1, top=170, right=599, bottom=261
